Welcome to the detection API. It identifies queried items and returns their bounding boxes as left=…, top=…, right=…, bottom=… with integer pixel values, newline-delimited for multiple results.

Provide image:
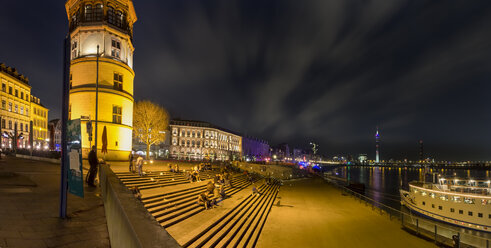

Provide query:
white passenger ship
left=400, top=177, right=491, bottom=232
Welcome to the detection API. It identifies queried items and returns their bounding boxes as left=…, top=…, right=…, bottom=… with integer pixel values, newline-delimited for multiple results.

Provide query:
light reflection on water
left=329, top=166, right=490, bottom=210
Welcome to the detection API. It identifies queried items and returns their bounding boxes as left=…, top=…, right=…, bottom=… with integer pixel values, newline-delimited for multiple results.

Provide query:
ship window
left=478, top=213, right=483, bottom=218
left=468, top=211, right=473, bottom=216
left=464, top=197, right=474, bottom=204
left=422, top=201, right=425, bottom=206
left=450, top=208, right=454, bottom=213
left=438, top=206, right=442, bottom=210
left=459, top=210, right=463, bottom=214
left=489, top=214, right=491, bottom=219
left=431, top=204, right=435, bottom=208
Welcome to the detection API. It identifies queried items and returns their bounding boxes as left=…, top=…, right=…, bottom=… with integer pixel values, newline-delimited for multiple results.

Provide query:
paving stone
left=0, top=157, right=109, bottom=248
left=43, top=234, right=80, bottom=247
left=0, top=231, right=21, bottom=239
left=5, top=238, right=47, bottom=248
left=20, top=231, right=57, bottom=239
left=65, top=238, right=110, bottom=248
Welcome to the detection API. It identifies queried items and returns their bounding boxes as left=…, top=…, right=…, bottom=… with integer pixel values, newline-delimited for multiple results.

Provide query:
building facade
left=271, top=143, right=290, bottom=162
left=31, top=96, right=49, bottom=149
left=0, top=63, right=49, bottom=150
left=49, top=119, right=62, bottom=151
left=242, top=136, right=270, bottom=161
left=65, top=0, right=137, bottom=160
left=169, top=120, right=242, bottom=161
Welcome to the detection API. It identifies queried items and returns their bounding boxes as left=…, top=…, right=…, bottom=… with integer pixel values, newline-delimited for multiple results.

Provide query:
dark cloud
left=1, top=0, right=491, bottom=160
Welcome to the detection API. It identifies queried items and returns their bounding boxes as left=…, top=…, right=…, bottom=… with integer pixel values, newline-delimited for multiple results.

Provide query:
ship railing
left=323, top=176, right=490, bottom=248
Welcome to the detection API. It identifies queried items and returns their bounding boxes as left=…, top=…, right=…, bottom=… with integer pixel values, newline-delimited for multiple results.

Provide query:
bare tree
left=133, top=100, right=169, bottom=159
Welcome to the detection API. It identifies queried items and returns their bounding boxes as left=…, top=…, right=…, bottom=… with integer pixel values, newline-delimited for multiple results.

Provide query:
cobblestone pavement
left=0, top=156, right=109, bottom=248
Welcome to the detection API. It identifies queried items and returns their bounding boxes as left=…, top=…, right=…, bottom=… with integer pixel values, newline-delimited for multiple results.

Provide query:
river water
left=326, top=166, right=490, bottom=210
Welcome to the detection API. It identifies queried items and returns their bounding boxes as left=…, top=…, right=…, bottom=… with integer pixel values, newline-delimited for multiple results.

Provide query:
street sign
left=66, top=119, right=84, bottom=198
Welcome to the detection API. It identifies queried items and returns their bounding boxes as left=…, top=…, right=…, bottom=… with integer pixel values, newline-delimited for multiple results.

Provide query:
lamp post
left=94, top=45, right=99, bottom=156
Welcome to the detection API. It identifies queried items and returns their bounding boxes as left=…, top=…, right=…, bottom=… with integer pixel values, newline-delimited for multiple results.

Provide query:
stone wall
left=235, top=162, right=307, bottom=180
left=99, top=164, right=181, bottom=248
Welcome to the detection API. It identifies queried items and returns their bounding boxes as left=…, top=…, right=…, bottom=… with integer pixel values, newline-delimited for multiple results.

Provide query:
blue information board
left=66, top=119, right=84, bottom=198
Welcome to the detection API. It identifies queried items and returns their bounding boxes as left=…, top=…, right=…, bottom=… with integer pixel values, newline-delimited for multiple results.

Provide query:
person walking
left=136, top=155, right=144, bottom=176
left=128, top=152, right=134, bottom=173
left=87, top=146, right=98, bottom=187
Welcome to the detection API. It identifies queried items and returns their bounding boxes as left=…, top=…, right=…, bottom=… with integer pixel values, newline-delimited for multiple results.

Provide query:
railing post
left=457, top=232, right=460, bottom=248
left=434, top=225, right=437, bottom=243
left=401, top=214, right=404, bottom=226
left=416, top=219, right=419, bottom=235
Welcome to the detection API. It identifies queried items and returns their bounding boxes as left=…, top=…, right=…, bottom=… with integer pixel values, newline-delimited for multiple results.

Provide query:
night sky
left=1, top=0, right=491, bottom=161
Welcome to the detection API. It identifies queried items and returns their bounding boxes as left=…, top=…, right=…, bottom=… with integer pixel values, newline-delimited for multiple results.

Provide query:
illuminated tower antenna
left=375, top=127, right=380, bottom=163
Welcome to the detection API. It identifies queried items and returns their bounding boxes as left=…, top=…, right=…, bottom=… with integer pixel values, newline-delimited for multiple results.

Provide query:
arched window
left=84, top=4, right=93, bottom=22
left=107, top=6, right=115, bottom=24
left=116, top=10, right=123, bottom=27
left=94, top=3, right=103, bottom=21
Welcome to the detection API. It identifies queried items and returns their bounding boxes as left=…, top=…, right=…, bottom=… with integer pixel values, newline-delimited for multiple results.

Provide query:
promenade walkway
left=256, top=177, right=436, bottom=248
left=0, top=156, right=109, bottom=248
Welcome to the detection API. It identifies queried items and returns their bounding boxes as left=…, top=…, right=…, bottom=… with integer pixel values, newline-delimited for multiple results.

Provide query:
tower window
left=116, top=10, right=123, bottom=27
left=71, top=42, right=77, bottom=59
left=8, top=102, right=12, bottom=112
left=1, top=84, right=5, bottom=92
left=9, top=87, right=12, bottom=94
left=107, top=6, right=115, bottom=25
left=1, top=100, right=5, bottom=110
left=111, top=39, right=121, bottom=58
left=112, top=105, right=122, bottom=124
left=20, top=106, right=23, bottom=115
left=8, top=120, right=12, bottom=129
left=68, top=104, right=71, bottom=120
left=20, top=123, right=23, bottom=131
left=15, top=89, right=18, bottom=97
left=26, top=108, right=28, bottom=116
left=113, top=73, right=123, bottom=91
left=21, top=92, right=24, bottom=100
left=1, top=119, right=4, bottom=129
left=69, top=74, right=73, bottom=89
left=84, top=4, right=93, bottom=22
left=94, top=4, right=103, bottom=21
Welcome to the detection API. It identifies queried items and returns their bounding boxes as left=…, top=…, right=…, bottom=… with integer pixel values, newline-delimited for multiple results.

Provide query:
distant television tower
left=419, top=140, right=424, bottom=162
left=375, top=127, right=380, bottom=163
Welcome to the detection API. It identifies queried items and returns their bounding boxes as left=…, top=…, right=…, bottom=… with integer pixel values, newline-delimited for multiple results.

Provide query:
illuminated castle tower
left=375, top=127, right=380, bottom=163
left=65, top=0, right=137, bottom=160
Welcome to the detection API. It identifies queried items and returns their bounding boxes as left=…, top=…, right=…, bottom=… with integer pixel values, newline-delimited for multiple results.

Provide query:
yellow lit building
left=65, top=0, right=137, bottom=160
left=30, top=95, right=49, bottom=149
left=0, top=63, right=49, bottom=150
